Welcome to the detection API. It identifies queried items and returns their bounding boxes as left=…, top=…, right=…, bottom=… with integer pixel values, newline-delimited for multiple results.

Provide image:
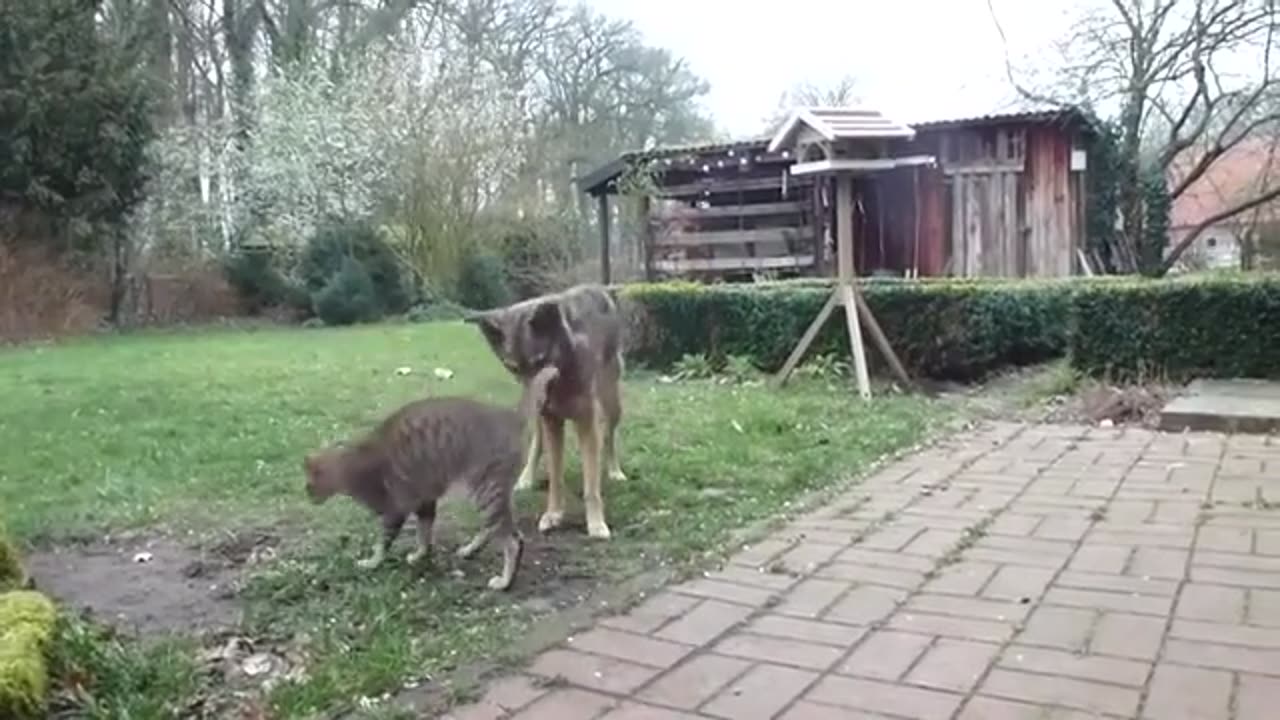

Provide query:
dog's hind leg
left=576, top=410, right=611, bottom=540
left=537, top=416, right=567, bottom=533
left=601, top=359, right=627, bottom=483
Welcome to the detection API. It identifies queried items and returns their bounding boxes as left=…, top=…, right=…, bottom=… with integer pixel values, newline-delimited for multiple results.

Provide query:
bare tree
left=763, top=75, right=862, bottom=133
left=991, top=0, right=1280, bottom=274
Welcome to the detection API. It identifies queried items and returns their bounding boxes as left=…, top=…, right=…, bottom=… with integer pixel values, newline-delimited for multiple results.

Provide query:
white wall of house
left=1169, top=224, right=1242, bottom=270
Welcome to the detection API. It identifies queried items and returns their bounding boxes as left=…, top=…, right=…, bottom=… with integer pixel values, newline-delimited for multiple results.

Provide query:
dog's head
left=465, top=300, right=565, bottom=379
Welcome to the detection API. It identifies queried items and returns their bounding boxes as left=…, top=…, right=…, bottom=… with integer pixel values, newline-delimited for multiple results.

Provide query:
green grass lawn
left=0, top=320, right=950, bottom=718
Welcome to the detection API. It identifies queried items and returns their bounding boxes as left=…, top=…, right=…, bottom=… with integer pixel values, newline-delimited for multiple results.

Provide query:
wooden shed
left=577, top=108, right=1094, bottom=282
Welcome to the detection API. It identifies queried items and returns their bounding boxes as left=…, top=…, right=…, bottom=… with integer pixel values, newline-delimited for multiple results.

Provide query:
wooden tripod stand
left=774, top=174, right=912, bottom=397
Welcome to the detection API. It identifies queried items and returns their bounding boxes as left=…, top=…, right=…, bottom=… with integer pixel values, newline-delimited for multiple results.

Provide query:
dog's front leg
left=538, top=416, right=567, bottom=533
left=576, top=415, right=610, bottom=540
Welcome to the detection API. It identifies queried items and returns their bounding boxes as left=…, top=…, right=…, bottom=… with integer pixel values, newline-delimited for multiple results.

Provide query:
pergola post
left=597, top=192, right=611, bottom=285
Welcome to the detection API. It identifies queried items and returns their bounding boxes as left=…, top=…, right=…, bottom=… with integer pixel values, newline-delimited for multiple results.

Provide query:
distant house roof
left=1170, top=138, right=1280, bottom=229
left=767, top=107, right=916, bottom=153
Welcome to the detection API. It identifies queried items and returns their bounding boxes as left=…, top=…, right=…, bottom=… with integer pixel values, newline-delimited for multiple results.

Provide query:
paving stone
left=1174, top=583, right=1246, bottom=623
left=711, top=631, right=844, bottom=671
left=1013, top=606, right=1095, bottom=653
left=566, top=628, right=692, bottom=669
left=1143, top=664, right=1233, bottom=720
left=637, top=654, right=751, bottom=710
left=600, top=592, right=702, bottom=634
left=805, top=675, right=963, bottom=720
left=979, top=668, right=1141, bottom=717
left=1169, top=618, right=1280, bottom=650
left=903, top=593, right=1032, bottom=623
left=1163, top=638, right=1280, bottom=674
left=958, top=696, right=1121, bottom=719
left=822, top=584, right=905, bottom=625
left=887, top=610, right=1017, bottom=644
left=778, top=700, right=894, bottom=719
left=1248, top=588, right=1280, bottom=627
left=998, top=645, right=1150, bottom=687
left=1128, top=545, right=1192, bottom=578
left=1236, top=673, right=1280, bottom=720
left=598, top=702, right=704, bottom=720
left=1196, top=526, right=1254, bottom=553
left=1069, top=544, right=1133, bottom=574
left=816, top=562, right=927, bottom=590
left=774, top=578, right=850, bottom=618
left=654, top=600, right=753, bottom=646
left=671, top=578, right=779, bottom=607
left=839, top=629, right=933, bottom=681
left=704, top=565, right=802, bottom=592
left=471, top=674, right=548, bottom=714
left=925, top=560, right=999, bottom=596
left=1043, top=586, right=1173, bottom=617
left=903, top=638, right=1001, bottom=693
left=743, top=614, right=867, bottom=648
left=701, top=663, right=817, bottom=720
left=1090, top=613, right=1166, bottom=661
left=1053, top=570, right=1179, bottom=597
left=510, top=688, right=617, bottom=720
left=528, top=649, right=660, bottom=694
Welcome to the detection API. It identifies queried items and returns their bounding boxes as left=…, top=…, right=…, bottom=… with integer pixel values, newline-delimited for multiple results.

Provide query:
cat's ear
left=528, top=301, right=562, bottom=337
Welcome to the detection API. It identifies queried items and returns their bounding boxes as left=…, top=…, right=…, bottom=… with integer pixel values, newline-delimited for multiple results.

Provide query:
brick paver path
left=447, top=422, right=1280, bottom=719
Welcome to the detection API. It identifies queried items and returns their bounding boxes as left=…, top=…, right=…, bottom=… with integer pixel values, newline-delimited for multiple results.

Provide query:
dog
left=465, top=284, right=626, bottom=540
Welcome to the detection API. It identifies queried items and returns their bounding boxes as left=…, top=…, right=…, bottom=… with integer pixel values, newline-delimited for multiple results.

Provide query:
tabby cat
left=302, top=367, right=556, bottom=591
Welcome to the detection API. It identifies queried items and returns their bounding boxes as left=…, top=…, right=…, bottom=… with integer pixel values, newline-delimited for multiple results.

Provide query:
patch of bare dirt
left=1041, top=382, right=1177, bottom=428
left=26, top=529, right=280, bottom=637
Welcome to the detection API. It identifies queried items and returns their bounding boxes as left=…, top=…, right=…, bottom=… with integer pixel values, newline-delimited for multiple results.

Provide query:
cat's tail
left=518, top=365, right=559, bottom=423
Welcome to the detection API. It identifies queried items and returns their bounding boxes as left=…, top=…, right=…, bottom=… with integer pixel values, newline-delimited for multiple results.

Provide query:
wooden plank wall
left=920, top=122, right=1080, bottom=279
left=648, top=156, right=817, bottom=279
left=1024, top=126, right=1076, bottom=276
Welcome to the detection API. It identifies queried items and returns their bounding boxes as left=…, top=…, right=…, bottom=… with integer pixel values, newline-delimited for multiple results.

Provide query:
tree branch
left=1158, top=181, right=1280, bottom=274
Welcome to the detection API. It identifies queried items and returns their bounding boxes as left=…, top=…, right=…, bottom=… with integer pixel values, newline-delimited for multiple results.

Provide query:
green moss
left=0, top=591, right=57, bottom=720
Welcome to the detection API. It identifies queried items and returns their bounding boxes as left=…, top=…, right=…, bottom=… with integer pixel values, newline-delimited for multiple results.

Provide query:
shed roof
left=767, top=107, right=916, bottom=153
left=577, top=106, right=1091, bottom=195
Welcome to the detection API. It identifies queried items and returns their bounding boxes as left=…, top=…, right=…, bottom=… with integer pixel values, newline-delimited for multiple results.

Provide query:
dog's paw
left=406, top=548, right=430, bottom=566
left=608, top=468, right=628, bottom=483
left=586, top=521, right=612, bottom=540
left=514, top=470, right=535, bottom=490
left=356, top=556, right=383, bottom=571
left=538, top=511, right=565, bottom=533
left=455, top=544, right=478, bottom=560
left=487, top=575, right=513, bottom=591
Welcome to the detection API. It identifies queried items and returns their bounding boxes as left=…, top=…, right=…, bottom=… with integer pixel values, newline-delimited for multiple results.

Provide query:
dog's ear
left=528, top=301, right=563, bottom=337
left=467, top=310, right=506, bottom=345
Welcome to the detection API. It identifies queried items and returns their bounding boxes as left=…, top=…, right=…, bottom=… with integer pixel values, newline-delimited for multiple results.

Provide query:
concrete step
left=1159, top=379, right=1280, bottom=434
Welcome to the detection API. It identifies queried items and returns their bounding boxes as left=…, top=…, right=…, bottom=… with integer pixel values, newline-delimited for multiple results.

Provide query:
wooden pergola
left=767, top=107, right=936, bottom=398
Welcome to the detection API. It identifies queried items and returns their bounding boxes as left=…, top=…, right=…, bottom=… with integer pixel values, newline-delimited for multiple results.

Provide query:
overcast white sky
left=584, top=0, right=1083, bottom=138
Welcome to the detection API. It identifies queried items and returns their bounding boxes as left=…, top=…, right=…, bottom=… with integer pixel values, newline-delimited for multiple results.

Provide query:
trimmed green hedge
left=618, top=278, right=1089, bottom=380
left=616, top=274, right=1280, bottom=383
left=1070, top=275, right=1280, bottom=380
